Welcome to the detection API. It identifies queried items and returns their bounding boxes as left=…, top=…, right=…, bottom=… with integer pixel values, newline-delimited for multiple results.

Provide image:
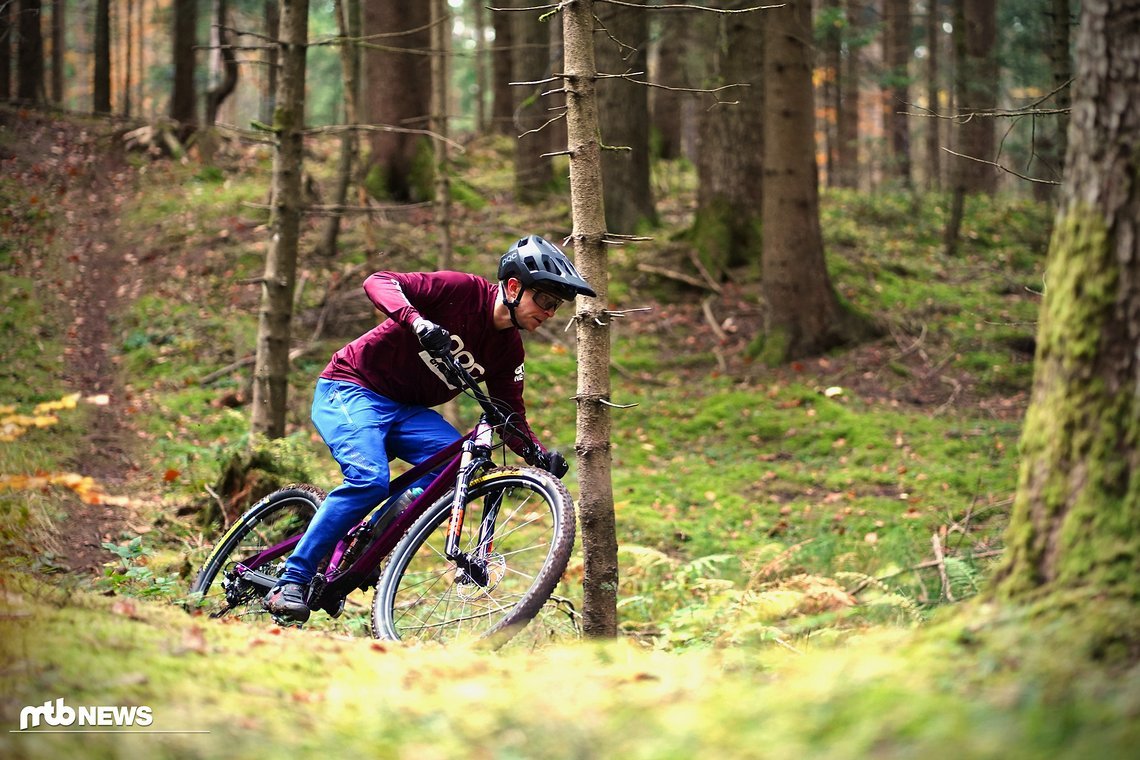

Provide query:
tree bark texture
left=491, top=7, right=514, bottom=135
left=431, top=0, right=454, bottom=270
left=50, top=0, right=63, bottom=104
left=511, top=3, right=554, bottom=203
left=205, top=0, right=239, bottom=126
left=595, top=0, right=655, bottom=234
left=473, top=0, right=487, bottom=133
left=17, top=0, right=44, bottom=102
left=251, top=0, right=309, bottom=439
left=1031, top=0, right=1072, bottom=198
left=835, top=0, right=863, bottom=189
left=0, top=2, right=10, bottom=101
left=760, top=0, right=875, bottom=361
left=650, top=9, right=689, bottom=160
left=950, top=0, right=997, bottom=194
left=924, top=0, right=940, bottom=190
left=317, top=0, right=361, bottom=259
left=994, top=0, right=1140, bottom=600
left=93, top=0, right=110, bottom=113
left=363, top=1, right=430, bottom=201
left=882, top=0, right=911, bottom=187
left=170, top=0, right=196, bottom=127
left=694, top=0, right=764, bottom=275
left=260, top=0, right=280, bottom=125
left=564, top=0, right=618, bottom=639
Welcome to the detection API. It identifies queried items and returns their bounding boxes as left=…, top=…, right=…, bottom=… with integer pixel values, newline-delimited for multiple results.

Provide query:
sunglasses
left=531, top=290, right=564, bottom=312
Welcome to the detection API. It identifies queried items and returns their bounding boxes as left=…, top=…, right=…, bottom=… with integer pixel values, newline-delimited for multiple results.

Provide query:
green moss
left=996, top=207, right=1139, bottom=599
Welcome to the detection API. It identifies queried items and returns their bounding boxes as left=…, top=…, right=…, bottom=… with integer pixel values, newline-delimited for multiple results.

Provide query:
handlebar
left=431, top=352, right=548, bottom=470
left=433, top=352, right=512, bottom=433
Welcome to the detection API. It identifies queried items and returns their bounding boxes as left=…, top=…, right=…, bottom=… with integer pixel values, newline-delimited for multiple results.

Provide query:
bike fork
left=446, top=421, right=495, bottom=584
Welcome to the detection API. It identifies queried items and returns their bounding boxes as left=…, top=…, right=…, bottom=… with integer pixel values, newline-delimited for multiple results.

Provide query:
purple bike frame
left=234, top=431, right=472, bottom=600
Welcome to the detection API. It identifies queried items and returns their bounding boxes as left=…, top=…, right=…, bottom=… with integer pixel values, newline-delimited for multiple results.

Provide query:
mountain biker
left=264, top=235, right=596, bottom=623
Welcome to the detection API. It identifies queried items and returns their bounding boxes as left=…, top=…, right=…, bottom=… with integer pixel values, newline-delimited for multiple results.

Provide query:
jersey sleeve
left=485, top=357, right=546, bottom=460
left=362, top=271, right=429, bottom=327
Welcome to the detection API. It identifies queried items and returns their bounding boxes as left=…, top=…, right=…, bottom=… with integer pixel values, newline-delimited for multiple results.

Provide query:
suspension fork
left=445, top=417, right=494, bottom=566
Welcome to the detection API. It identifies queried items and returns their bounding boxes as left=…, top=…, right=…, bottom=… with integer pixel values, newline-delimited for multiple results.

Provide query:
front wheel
left=188, top=485, right=324, bottom=619
left=371, top=467, right=577, bottom=648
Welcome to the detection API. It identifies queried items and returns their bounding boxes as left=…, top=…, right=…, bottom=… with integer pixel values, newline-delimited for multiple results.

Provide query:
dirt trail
left=5, top=110, right=142, bottom=574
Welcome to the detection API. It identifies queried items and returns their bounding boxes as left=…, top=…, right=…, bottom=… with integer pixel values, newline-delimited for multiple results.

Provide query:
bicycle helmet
left=498, top=235, right=597, bottom=302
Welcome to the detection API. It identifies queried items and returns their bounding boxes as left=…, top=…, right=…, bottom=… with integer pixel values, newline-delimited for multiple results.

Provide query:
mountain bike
left=188, top=352, right=578, bottom=649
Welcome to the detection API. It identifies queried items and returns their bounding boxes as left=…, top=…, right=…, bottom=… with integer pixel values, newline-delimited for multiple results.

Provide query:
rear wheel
left=371, top=467, right=577, bottom=648
left=188, top=485, right=324, bottom=620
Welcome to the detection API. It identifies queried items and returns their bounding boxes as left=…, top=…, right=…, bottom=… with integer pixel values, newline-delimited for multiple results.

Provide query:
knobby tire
left=188, top=485, right=325, bottom=619
left=371, top=466, right=575, bottom=649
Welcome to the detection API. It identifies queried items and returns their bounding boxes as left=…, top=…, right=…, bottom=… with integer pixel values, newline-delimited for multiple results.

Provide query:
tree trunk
left=50, top=0, right=63, bottom=104
left=205, top=0, right=238, bottom=126
left=834, top=0, right=863, bottom=189
left=93, top=0, right=110, bottom=113
left=362, top=1, right=431, bottom=202
left=260, top=0, right=279, bottom=125
left=882, top=0, right=911, bottom=187
left=0, top=2, right=10, bottom=101
left=123, top=0, right=133, bottom=115
left=759, top=0, right=878, bottom=362
left=1032, top=0, right=1072, bottom=200
left=317, top=0, right=361, bottom=259
left=949, top=0, right=997, bottom=195
left=431, top=0, right=453, bottom=269
left=925, top=0, right=940, bottom=190
left=992, top=0, right=1140, bottom=602
left=819, top=0, right=841, bottom=187
left=251, top=0, right=309, bottom=440
left=596, top=0, right=655, bottom=234
left=650, top=9, right=687, bottom=160
left=170, top=0, right=197, bottom=128
left=564, top=0, right=618, bottom=639
left=693, top=0, right=764, bottom=277
left=491, top=8, right=514, bottom=135
left=16, top=0, right=44, bottom=102
left=511, top=3, right=554, bottom=203
left=473, top=0, right=487, bottom=133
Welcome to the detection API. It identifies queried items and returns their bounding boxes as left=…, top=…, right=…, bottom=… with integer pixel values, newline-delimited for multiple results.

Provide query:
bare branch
left=940, top=147, right=1061, bottom=185
left=598, top=0, right=783, bottom=11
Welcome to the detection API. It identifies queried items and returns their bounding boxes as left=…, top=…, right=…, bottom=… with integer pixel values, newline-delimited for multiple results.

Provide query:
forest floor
left=1, top=108, right=151, bottom=573
left=0, top=107, right=1026, bottom=578
left=0, top=104, right=1039, bottom=576
left=5, top=107, right=1140, bottom=760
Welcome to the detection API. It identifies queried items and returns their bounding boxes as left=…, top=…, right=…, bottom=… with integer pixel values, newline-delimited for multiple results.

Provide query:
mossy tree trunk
left=251, top=0, right=308, bottom=439
left=362, top=1, right=431, bottom=201
left=992, top=0, right=1140, bottom=602
left=564, top=0, right=619, bottom=639
left=758, top=0, right=878, bottom=363
left=692, top=0, right=764, bottom=278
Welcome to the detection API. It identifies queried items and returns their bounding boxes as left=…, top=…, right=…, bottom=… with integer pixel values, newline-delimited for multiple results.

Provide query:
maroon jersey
left=320, top=271, right=542, bottom=455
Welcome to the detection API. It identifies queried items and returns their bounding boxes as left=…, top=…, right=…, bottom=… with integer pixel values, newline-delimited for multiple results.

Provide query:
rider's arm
left=484, top=365, right=549, bottom=461
left=362, top=271, right=433, bottom=327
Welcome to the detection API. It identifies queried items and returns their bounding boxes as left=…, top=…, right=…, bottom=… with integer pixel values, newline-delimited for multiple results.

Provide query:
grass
left=2, top=573, right=1139, bottom=758
left=7, top=109, right=1136, bottom=756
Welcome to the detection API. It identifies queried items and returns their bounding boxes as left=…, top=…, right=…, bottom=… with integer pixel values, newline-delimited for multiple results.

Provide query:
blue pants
left=279, top=379, right=460, bottom=586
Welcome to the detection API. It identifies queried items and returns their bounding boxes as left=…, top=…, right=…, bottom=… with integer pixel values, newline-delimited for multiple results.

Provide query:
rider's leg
left=276, top=380, right=400, bottom=587
left=386, top=405, right=462, bottom=491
